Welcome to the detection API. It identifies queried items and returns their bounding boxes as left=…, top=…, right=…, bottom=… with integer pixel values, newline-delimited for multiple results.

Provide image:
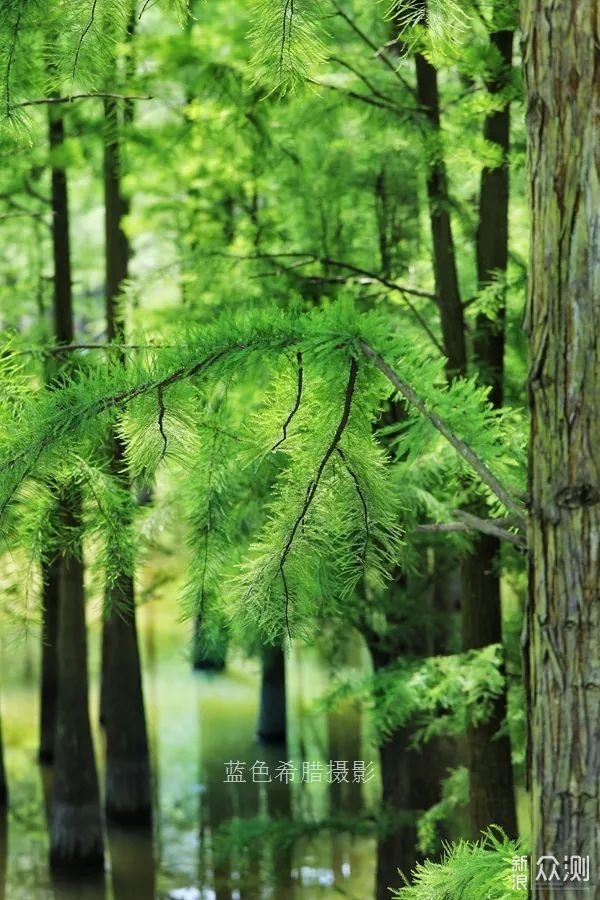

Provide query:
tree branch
left=12, top=93, right=153, bottom=110
left=415, top=510, right=526, bottom=549
left=358, top=339, right=525, bottom=517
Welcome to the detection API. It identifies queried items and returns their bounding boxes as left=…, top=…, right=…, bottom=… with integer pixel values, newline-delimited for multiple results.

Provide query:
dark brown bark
left=39, top=557, right=60, bottom=763
left=461, top=26, right=517, bottom=840
left=50, top=495, right=104, bottom=874
left=0, top=713, right=7, bottom=809
left=47, top=104, right=104, bottom=875
left=256, top=645, right=287, bottom=745
left=0, top=801, right=6, bottom=900
left=521, top=2, right=600, bottom=894
left=101, top=92, right=152, bottom=827
left=414, top=51, right=466, bottom=379
left=39, top=102, right=78, bottom=766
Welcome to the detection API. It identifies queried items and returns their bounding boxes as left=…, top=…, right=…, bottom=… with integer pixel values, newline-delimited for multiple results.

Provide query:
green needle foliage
left=392, top=827, right=527, bottom=899
left=0, top=302, right=525, bottom=637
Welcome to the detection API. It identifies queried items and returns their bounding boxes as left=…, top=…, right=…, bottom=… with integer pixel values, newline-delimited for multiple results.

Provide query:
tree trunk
left=47, top=104, right=104, bottom=875
left=39, top=557, right=60, bottom=763
left=39, top=99, right=77, bottom=766
left=414, top=50, right=466, bottom=379
left=256, top=645, right=287, bottom=745
left=0, top=712, right=7, bottom=809
left=461, top=24, right=517, bottom=840
left=521, top=1, right=600, bottom=894
left=50, top=495, right=104, bottom=874
left=101, top=92, right=152, bottom=827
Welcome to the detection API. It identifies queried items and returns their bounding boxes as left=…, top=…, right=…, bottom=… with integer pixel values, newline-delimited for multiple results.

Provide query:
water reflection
left=2, top=600, right=377, bottom=899
left=50, top=877, right=105, bottom=900
left=107, top=827, right=155, bottom=900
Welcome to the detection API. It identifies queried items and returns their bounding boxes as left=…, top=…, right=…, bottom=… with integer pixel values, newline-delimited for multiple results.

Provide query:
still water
left=1, top=594, right=378, bottom=899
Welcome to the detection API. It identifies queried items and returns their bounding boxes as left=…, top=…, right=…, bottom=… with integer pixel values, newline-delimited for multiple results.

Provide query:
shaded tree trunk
left=413, top=8, right=517, bottom=838
left=0, top=712, right=7, bottom=809
left=101, top=91, right=152, bottom=827
left=39, top=557, right=60, bottom=763
left=50, top=494, right=104, bottom=874
left=521, top=1, right=600, bottom=893
left=47, top=104, right=104, bottom=875
left=256, top=645, right=287, bottom=745
left=461, top=24, right=517, bottom=839
left=414, top=49, right=466, bottom=379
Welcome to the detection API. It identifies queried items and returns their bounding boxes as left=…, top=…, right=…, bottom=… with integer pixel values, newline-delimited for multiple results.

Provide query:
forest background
left=0, top=1, right=597, bottom=899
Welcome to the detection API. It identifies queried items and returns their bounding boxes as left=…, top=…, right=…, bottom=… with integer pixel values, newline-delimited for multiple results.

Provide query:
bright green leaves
left=250, top=0, right=328, bottom=95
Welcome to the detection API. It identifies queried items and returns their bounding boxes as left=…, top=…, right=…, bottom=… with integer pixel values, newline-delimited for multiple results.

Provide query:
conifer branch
left=157, top=385, right=168, bottom=459
left=337, top=448, right=369, bottom=566
left=12, top=93, right=153, bottom=109
left=5, top=0, right=23, bottom=117
left=278, top=356, right=359, bottom=638
left=72, top=0, right=99, bottom=80
left=271, top=351, right=303, bottom=451
left=415, top=511, right=526, bottom=548
left=358, top=340, right=525, bottom=516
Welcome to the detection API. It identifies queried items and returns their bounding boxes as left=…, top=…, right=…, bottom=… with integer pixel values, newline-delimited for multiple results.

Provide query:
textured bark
left=50, top=496, right=104, bottom=875
left=102, top=92, right=152, bottom=827
left=47, top=105, right=104, bottom=875
left=461, top=25, right=517, bottom=840
left=256, top=645, right=287, bottom=745
left=39, top=557, right=60, bottom=763
left=521, top=1, right=600, bottom=895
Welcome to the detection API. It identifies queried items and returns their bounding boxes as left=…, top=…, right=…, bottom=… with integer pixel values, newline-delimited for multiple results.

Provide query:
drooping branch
left=271, top=351, right=303, bottom=451
left=72, top=0, right=99, bottom=80
left=358, top=339, right=525, bottom=517
left=337, top=447, right=369, bottom=566
left=157, top=386, right=168, bottom=459
left=279, top=356, right=359, bottom=638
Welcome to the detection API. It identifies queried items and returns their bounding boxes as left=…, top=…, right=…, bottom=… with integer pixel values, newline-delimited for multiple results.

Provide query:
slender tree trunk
left=412, top=10, right=518, bottom=838
left=256, top=645, right=287, bottom=745
left=521, top=2, right=600, bottom=894
left=414, top=50, right=466, bottom=379
left=47, top=104, right=104, bottom=875
left=101, top=91, right=152, bottom=826
left=39, top=557, right=60, bottom=763
left=0, top=712, right=7, bottom=808
left=0, top=800, right=6, bottom=900
left=461, top=25, right=517, bottom=839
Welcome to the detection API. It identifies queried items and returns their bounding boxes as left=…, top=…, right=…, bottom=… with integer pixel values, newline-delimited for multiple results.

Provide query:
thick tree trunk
left=256, top=645, right=287, bottom=745
left=39, top=557, right=60, bottom=763
left=101, top=92, right=152, bottom=827
left=461, top=25, right=517, bottom=840
left=521, top=2, right=600, bottom=894
left=50, top=496, right=104, bottom=874
left=47, top=104, right=104, bottom=875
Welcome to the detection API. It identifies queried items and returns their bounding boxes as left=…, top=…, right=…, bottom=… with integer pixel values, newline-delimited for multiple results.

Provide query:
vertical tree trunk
left=47, top=104, right=104, bottom=875
left=0, top=711, right=7, bottom=809
left=50, top=494, right=104, bottom=874
left=521, top=1, right=600, bottom=893
left=412, top=7, right=517, bottom=839
left=39, top=557, right=60, bottom=763
left=461, top=24, right=517, bottom=839
left=414, top=50, right=466, bottom=379
left=101, top=91, right=152, bottom=827
left=256, top=645, right=287, bottom=745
